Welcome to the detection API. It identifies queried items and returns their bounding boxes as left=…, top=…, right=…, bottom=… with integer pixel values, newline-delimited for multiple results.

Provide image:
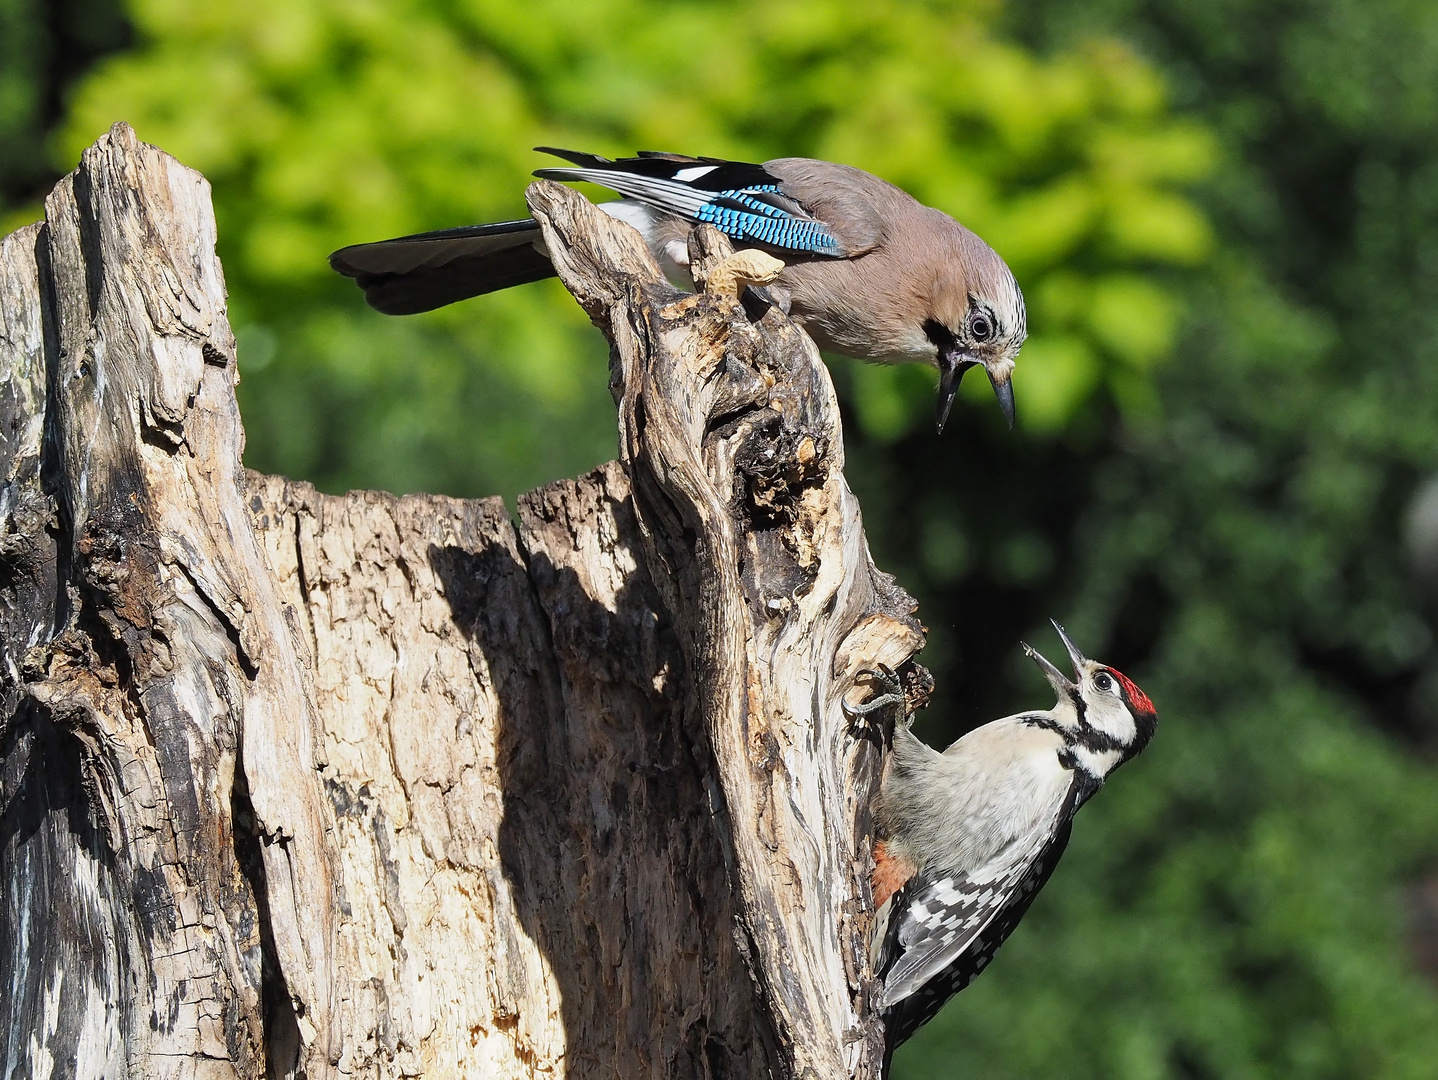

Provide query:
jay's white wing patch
left=533, top=149, right=848, bottom=256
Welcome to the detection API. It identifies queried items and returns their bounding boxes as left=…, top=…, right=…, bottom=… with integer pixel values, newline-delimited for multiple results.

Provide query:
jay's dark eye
left=1094, top=672, right=1114, bottom=692
left=969, top=313, right=993, bottom=341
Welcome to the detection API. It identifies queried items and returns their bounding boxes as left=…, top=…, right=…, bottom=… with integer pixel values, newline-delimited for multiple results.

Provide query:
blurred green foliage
left=59, top=0, right=1210, bottom=500
left=7, top=0, right=1438, bottom=1077
left=867, top=1, right=1438, bottom=1075
left=0, top=0, right=128, bottom=230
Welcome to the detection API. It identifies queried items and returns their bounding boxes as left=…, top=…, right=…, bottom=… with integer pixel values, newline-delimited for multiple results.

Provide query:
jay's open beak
left=937, top=348, right=1016, bottom=432
left=936, top=349, right=978, bottom=433
left=989, top=369, right=1015, bottom=430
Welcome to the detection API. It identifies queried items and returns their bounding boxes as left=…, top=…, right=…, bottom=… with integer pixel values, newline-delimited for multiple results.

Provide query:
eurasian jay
left=329, top=148, right=1027, bottom=431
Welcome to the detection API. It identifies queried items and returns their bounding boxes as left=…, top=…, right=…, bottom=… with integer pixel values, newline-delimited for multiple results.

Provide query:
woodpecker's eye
left=969, top=313, right=993, bottom=342
left=1093, top=672, right=1114, bottom=693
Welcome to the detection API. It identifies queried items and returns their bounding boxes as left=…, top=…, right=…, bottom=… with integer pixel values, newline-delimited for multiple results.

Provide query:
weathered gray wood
left=1, top=122, right=337, bottom=1079
left=528, top=181, right=925, bottom=1076
left=244, top=465, right=770, bottom=1077
left=1, top=126, right=927, bottom=1079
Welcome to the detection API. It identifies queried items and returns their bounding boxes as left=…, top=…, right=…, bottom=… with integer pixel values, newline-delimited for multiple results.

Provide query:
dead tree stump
left=0, top=123, right=925, bottom=1079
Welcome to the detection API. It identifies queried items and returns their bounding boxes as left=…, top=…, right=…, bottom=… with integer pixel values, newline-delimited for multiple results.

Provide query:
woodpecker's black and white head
left=1023, top=620, right=1158, bottom=781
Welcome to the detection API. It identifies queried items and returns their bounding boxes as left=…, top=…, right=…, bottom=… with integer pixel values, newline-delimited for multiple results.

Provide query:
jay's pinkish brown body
left=331, top=148, right=1027, bottom=431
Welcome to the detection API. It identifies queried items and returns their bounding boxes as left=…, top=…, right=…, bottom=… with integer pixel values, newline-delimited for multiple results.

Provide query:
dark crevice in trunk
left=232, top=742, right=302, bottom=1079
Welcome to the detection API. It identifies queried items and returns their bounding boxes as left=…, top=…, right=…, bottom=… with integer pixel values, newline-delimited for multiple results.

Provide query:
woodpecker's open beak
left=1050, top=619, right=1089, bottom=678
left=935, top=349, right=977, bottom=434
left=1022, top=642, right=1077, bottom=697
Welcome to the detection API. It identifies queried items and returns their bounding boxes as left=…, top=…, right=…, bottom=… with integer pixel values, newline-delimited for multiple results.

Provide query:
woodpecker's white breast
left=878, top=716, right=1073, bottom=881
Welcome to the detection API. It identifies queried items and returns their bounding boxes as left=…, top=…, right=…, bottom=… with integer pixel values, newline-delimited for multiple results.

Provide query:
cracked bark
left=1, top=124, right=926, bottom=1079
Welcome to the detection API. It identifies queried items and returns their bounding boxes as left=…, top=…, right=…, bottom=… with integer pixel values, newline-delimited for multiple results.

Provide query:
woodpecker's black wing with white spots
left=875, top=776, right=1082, bottom=1052
left=533, top=147, right=851, bottom=257
left=877, top=821, right=1075, bottom=1051
left=876, top=845, right=1044, bottom=1006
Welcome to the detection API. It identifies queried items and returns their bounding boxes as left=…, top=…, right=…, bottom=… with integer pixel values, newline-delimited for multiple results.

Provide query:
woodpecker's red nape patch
left=1108, top=668, right=1156, bottom=719
left=872, top=841, right=916, bottom=909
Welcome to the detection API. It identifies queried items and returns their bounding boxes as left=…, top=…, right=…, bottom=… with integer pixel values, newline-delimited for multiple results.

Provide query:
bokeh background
left=6, top=0, right=1438, bottom=1075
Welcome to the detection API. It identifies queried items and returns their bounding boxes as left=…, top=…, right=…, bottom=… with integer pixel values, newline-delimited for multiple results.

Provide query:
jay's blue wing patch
left=693, top=189, right=845, bottom=254
left=533, top=146, right=847, bottom=257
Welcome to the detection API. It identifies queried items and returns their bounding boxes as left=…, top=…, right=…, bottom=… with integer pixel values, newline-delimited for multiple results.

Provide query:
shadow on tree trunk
left=0, top=122, right=930, bottom=1079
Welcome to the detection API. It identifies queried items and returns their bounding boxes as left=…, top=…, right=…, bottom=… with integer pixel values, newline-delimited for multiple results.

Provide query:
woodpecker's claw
left=844, top=666, right=910, bottom=737
left=846, top=665, right=904, bottom=711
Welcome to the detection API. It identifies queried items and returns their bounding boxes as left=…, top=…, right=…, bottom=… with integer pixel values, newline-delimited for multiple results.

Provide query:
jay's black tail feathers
left=328, top=219, right=553, bottom=315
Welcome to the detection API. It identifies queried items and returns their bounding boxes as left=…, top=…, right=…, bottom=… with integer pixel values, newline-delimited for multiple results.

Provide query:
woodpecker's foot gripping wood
left=844, top=665, right=908, bottom=717
left=843, top=665, right=915, bottom=750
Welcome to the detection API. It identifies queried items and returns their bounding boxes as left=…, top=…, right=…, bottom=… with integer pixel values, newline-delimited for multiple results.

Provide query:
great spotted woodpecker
left=849, top=622, right=1158, bottom=1059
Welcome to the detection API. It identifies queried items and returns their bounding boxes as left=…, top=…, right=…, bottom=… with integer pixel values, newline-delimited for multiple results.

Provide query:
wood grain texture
left=243, top=464, right=771, bottom=1077
left=529, top=182, right=927, bottom=1077
left=1, top=122, right=336, bottom=1079
left=1, top=129, right=927, bottom=1079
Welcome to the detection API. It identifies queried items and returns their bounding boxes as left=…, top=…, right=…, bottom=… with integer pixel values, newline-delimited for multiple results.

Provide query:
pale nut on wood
left=702, top=249, right=785, bottom=299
